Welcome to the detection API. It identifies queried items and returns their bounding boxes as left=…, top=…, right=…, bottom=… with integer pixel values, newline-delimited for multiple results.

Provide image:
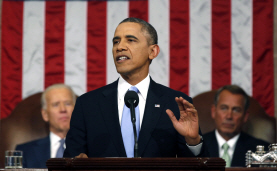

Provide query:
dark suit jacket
left=64, top=78, right=208, bottom=158
left=15, top=136, right=50, bottom=168
left=203, top=130, right=270, bottom=167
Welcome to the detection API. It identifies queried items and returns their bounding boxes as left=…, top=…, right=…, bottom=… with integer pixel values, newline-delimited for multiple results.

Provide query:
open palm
left=166, top=97, right=200, bottom=145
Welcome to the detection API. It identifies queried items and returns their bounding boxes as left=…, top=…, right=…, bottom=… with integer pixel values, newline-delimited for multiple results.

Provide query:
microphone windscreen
left=124, top=91, right=139, bottom=108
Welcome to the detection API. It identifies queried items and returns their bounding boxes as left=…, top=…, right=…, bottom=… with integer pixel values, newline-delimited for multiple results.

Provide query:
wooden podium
left=46, top=158, right=225, bottom=171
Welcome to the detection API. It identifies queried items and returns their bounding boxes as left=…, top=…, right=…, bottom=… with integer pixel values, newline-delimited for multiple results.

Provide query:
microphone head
left=124, top=90, right=139, bottom=108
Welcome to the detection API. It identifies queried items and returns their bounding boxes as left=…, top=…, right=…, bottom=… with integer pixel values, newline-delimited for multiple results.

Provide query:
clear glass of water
left=5, top=150, right=23, bottom=169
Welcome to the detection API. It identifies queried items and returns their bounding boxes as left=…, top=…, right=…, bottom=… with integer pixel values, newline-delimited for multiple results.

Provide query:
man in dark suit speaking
left=64, top=17, right=209, bottom=158
left=203, top=85, right=269, bottom=167
left=16, top=84, right=76, bottom=168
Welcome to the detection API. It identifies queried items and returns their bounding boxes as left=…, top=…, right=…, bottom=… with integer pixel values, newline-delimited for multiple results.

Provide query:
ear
left=211, top=104, right=216, bottom=119
left=149, top=44, right=160, bottom=60
left=41, top=109, right=49, bottom=122
left=243, top=110, right=249, bottom=123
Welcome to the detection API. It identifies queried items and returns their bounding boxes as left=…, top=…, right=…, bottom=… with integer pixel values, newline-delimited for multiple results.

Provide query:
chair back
left=0, top=92, right=49, bottom=168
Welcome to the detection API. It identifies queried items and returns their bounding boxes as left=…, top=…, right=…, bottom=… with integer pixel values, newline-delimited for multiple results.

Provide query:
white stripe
left=65, top=1, right=87, bottom=96
left=107, top=1, right=129, bottom=84
left=231, top=0, right=252, bottom=96
left=189, top=0, right=212, bottom=97
left=22, top=1, right=45, bottom=99
left=149, top=0, right=169, bottom=87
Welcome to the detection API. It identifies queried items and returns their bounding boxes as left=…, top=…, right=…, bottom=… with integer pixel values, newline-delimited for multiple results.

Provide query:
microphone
left=124, top=90, right=139, bottom=158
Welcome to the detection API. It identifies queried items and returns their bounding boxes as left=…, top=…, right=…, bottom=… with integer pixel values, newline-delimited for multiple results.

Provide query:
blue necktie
left=56, top=139, right=65, bottom=158
left=121, top=86, right=140, bottom=157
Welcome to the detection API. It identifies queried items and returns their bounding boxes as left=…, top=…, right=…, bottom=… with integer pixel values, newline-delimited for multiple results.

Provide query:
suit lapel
left=33, top=136, right=50, bottom=168
left=209, top=131, right=220, bottom=157
left=138, top=79, right=164, bottom=156
left=100, top=80, right=126, bottom=157
left=231, top=133, right=247, bottom=167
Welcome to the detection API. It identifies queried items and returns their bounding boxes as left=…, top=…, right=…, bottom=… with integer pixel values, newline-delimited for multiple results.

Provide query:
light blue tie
left=56, top=139, right=65, bottom=158
left=121, top=86, right=140, bottom=157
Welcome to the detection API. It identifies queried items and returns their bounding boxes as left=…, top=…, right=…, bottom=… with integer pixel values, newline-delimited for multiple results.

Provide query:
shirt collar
left=215, top=129, right=240, bottom=151
left=118, top=74, right=150, bottom=101
left=50, top=132, right=63, bottom=146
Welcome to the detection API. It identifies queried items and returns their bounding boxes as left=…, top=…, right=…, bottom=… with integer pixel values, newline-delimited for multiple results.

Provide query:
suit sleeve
left=64, top=97, right=88, bottom=157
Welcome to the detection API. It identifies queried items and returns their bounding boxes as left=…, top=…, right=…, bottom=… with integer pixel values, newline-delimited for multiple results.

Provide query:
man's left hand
left=166, top=97, right=201, bottom=145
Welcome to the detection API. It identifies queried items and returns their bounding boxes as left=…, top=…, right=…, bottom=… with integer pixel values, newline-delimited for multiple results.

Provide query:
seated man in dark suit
left=64, top=17, right=209, bottom=158
left=16, top=84, right=76, bottom=168
left=203, top=85, right=269, bottom=167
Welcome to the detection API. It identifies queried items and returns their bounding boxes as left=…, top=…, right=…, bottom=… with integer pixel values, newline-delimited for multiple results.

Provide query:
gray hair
left=41, top=83, right=76, bottom=110
left=214, top=85, right=250, bottom=113
left=120, top=17, right=158, bottom=45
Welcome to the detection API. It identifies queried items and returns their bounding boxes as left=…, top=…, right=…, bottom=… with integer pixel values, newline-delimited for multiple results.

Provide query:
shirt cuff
left=186, top=135, right=203, bottom=156
left=186, top=142, right=202, bottom=156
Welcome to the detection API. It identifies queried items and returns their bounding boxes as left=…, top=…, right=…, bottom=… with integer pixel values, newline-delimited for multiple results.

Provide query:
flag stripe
left=169, top=0, right=190, bottom=95
left=1, top=1, right=23, bottom=119
left=65, top=1, right=87, bottom=95
left=87, top=1, right=107, bottom=91
left=189, top=0, right=212, bottom=97
left=149, top=0, right=170, bottom=87
left=129, top=0, right=148, bottom=21
left=212, top=0, right=231, bottom=89
left=252, top=0, right=274, bottom=116
left=22, top=1, right=45, bottom=99
left=107, top=1, right=128, bottom=84
left=231, top=0, right=252, bottom=96
left=44, top=1, right=66, bottom=88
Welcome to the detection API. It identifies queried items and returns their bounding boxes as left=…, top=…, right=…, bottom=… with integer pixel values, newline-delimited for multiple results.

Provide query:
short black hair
left=214, top=85, right=250, bottom=113
left=119, top=17, right=158, bottom=45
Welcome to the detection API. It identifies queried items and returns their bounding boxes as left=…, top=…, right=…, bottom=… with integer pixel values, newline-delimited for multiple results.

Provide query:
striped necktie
left=222, top=142, right=231, bottom=167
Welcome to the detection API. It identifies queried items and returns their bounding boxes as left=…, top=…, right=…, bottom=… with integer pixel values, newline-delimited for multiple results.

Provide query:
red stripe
left=0, top=1, right=23, bottom=119
left=212, top=0, right=231, bottom=90
left=44, top=1, right=65, bottom=88
left=87, top=1, right=107, bottom=91
left=129, top=0, right=148, bottom=22
left=252, top=0, right=274, bottom=116
left=169, top=0, right=189, bottom=95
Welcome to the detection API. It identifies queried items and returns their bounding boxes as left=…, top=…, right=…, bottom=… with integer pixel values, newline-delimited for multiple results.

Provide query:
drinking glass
left=5, top=150, right=23, bottom=169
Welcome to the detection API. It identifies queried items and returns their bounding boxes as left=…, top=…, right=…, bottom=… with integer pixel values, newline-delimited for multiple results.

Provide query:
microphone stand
left=129, top=100, right=139, bottom=158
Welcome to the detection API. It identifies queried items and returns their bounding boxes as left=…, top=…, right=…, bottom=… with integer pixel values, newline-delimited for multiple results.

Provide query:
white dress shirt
left=215, top=129, right=240, bottom=163
left=50, top=132, right=66, bottom=158
left=117, top=74, right=202, bottom=156
left=118, top=74, right=149, bottom=127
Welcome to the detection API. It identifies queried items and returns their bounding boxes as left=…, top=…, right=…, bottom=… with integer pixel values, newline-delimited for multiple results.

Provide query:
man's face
left=211, top=90, right=249, bottom=140
left=112, top=22, right=156, bottom=78
left=42, top=87, right=74, bottom=136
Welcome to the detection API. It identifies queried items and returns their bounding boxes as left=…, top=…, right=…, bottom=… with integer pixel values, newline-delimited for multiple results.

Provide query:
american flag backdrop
left=1, top=0, right=274, bottom=119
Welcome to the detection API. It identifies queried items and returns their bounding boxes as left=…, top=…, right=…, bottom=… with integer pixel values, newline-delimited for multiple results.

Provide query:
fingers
left=175, top=97, right=198, bottom=118
left=175, top=97, right=196, bottom=111
left=168, top=97, right=198, bottom=123
left=75, top=153, right=88, bottom=158
left=166, top=109, right=177, bottom=123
